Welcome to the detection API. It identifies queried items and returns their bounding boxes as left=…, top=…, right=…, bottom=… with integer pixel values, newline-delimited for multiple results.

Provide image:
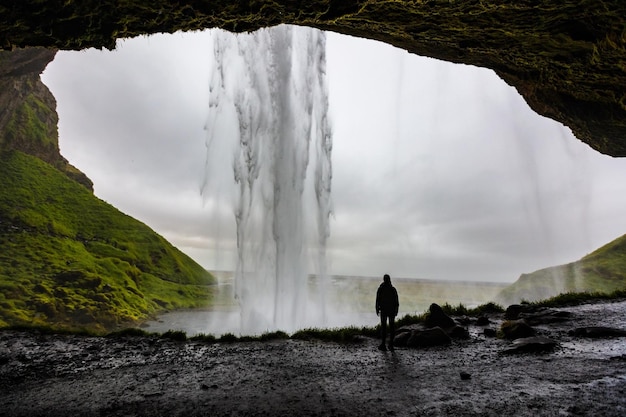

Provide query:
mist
left=40, top=29, right=626, bottom=286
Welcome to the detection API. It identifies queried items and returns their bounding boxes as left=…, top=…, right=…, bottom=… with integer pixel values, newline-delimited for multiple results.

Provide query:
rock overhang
left=1, top=0, right=625, bottom=156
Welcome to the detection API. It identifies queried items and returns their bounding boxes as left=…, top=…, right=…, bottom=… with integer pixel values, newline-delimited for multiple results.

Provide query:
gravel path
left=1, top=301, right=625, bottom=416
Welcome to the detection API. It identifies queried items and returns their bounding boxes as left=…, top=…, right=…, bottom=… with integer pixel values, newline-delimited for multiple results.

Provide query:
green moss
left=0, top=150, right=215, bottom=333
left=4, top=94, right=54, bottom=147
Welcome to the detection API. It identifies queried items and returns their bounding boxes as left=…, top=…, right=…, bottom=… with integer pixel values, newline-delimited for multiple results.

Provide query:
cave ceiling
left=2, top=1, right=625, bottom=156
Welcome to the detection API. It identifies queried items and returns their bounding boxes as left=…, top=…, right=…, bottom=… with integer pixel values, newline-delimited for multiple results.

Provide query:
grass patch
left=4, top=291, right=626, bottom=342
left=291, top=326, right=377, bottom=342
left=525, top=289, right=626, bottom=308
left=160, top=330, right=187, bottom=342
left=106, top=327, right=154, bottom=338
left=0, top=150, right=216, bottom=333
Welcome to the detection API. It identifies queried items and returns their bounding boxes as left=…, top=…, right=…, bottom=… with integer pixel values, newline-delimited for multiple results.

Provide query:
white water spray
left=205, top=25, right=332, bottom=334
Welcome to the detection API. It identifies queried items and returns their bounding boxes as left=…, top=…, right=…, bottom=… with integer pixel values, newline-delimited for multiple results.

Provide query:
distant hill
left=496, top=234, right=626, bottom=305
left=0, top=150, right=215, bottom=332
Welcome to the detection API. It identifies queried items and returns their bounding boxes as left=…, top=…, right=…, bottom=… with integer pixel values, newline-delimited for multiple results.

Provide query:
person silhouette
left=375, top=274, right=399, bottom=351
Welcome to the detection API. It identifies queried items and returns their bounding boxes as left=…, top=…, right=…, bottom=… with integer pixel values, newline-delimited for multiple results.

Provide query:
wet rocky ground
left=1, top=300, right=625, bottom=416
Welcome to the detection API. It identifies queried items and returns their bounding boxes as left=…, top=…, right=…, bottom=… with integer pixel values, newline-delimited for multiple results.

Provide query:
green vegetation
left=0, top=150, right=216, bottom=333
left=524, top=288, right=626, bottom=309
left=4, top=93, right=54, bottom=148
left=4, top=290, right=624, bottom=343
left=497, top=235, right=626, bottom=305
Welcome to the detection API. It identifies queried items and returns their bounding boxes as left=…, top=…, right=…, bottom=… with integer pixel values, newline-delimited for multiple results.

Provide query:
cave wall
left=1, top=1, right=625, bottom=156
left=0, top=47, right=93, bottom=190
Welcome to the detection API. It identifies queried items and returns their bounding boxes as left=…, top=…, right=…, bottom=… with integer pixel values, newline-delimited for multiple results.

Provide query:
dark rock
left=504, top=304, right=525, bottom=320
left=500, top=319, right=535, bottom=340
left=569, top=327, right=626, bottom=338
left=6, top=3, right=626, bottom=156
left=521, top=309, right=572, bottom=326
left=447, top=325, right=470, bottom=340
left=460, top=371, right=471, bottom=380
left=483, top=328, right=497, bottom=338
left=392, top=330, right=411, bottom=347
left=501, top=336, right=557, bottom=354
left=424, top=303, right=456, bottom=329
left=476, top=316, right=490, bottom=326
left=406, top=327, right=452, bottom=348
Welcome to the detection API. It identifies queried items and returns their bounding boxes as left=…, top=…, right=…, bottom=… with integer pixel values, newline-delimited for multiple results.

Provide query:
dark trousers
left=380, top=313, right=396, bottom=345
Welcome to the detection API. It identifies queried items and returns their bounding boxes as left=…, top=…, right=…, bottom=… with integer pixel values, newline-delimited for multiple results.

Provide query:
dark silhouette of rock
left=424, top=303, right=457, bottom=329
left=460, top=371, right=471, bottom=380
left=447, top=325, right=470, bottom=339
left=484, top=328, right=497, bottom=338
left=569, top=327, right=626, bottom=338
left=391, top=330, right=411, bottom=347
left=501, top=336, right=557, bottom=354
left=500, top=319, right=535, bottom=340
left=406, top=327, right=451, bottom=348
left=476, top=316, right=490, bottom=326
left=521, top=309, right=572, bottom=326
left=504, top=304, right=525, bottom=320
left=504, top=304, right=572, bottom=325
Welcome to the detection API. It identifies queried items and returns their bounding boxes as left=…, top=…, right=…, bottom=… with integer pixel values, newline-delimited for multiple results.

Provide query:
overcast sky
left=41, top=28, right=626, bottom=283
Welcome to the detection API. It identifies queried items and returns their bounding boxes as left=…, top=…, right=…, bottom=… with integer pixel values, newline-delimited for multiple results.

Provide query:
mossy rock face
left=2, top=1, right=626, bottom=155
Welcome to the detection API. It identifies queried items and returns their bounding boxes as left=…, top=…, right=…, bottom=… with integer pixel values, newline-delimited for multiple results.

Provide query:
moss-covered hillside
left=0, top=150, right=215, bottom=333
left=496, top=234, right=626, bottom=305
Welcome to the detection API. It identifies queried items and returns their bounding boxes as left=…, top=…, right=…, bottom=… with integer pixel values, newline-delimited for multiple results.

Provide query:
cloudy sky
left=41, top=28, right=626, bottom=283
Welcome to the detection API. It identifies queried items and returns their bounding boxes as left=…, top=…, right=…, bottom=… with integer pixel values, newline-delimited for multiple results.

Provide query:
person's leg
left=388, top=315, right=395, bottom=350
left=379, top=313, right=388, bottom=350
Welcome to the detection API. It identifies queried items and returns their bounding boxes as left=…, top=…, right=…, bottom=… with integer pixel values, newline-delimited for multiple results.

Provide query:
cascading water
left=205, top=25, right=332, bottom=334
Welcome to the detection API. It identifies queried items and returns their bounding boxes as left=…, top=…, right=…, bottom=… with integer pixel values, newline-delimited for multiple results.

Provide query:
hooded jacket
left=376, top=280, right=399, bottom=316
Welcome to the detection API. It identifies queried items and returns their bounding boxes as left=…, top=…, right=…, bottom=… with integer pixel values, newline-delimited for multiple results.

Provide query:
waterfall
left=206, top=25, right=332, bottom=334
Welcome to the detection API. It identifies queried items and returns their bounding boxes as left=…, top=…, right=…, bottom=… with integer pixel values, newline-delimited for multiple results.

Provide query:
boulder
left=447, top=325, right=470, bottom=340
left=504, top=304, right=525, bottom=320
left=483, top=328, right=497, bottom=338
left=501, top=336, right=557, bottom=354
left=476, top=316, right=490, bottom=326
left=406, top=327, right=452, bottom=348
left=500, top=319, right=535, bottom=340
left=520, top=309, right=572, bottom=326
left=505, top=304, right=572, bottom=325
left=569, top=327, right=626, bottom=338
left=424, top=303, right=457, bottom=329
left=392, top=330, right=412, bottom=347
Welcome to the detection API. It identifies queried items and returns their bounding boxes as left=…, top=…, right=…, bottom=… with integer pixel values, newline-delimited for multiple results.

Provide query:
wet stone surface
left=1, top=301, right=626, bottom=416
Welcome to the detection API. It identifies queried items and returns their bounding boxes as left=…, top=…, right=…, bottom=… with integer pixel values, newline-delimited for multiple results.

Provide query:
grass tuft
left=160, top=330, right=187, bottom=342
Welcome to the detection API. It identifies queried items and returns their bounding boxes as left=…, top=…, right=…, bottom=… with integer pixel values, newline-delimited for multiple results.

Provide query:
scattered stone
left=392, top=330, right=411, bottom=347
left=500, top=319, right=535, bottom=340
left=569, top=327, right=626, bottom=338
left=447, top=325, right=470, bottom=339
left=460, top=371, right=471, bottom=380
left=483, top=328, right=497, bottom=338
left=521, top=309, right=572, bottom=325
left=476, top=316, right=490, bottom=326
left=504, top=304, right=525, bottom=320
left=501, top=336, right=557, bottom=354
left=406, top=327, right=451, bottom=348
left=505, top=304, right=572, bottom=325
